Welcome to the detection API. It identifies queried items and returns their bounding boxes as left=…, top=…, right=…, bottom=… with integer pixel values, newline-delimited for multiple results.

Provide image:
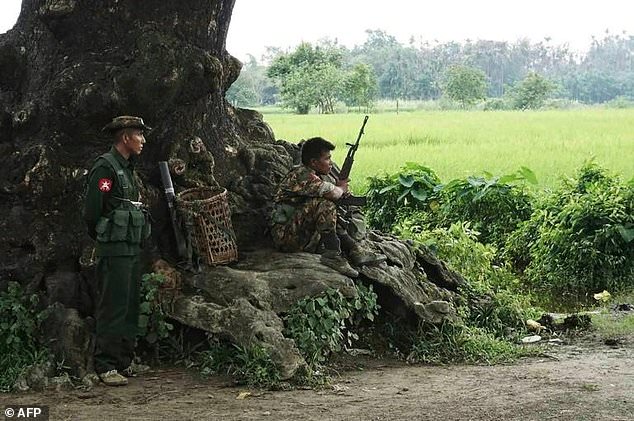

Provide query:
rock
left=169, top=240, right=460, bottom=379
left=42, top=303, right=95, bottom=379
left=521, top=335, right=542, bottom=344
left=50, top=374, right=75, bottom=392
left=14, top=362, right=54, bottom=391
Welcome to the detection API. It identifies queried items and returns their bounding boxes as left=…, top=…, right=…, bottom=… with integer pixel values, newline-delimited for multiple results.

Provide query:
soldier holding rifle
left=270, top=117, right=385, bottom=277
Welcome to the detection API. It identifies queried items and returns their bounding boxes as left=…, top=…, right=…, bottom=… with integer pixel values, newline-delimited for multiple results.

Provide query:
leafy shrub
left=198, top=341, right=281, bottom=388
left=283, top=285, right=379, bottom=367
left=425, top=168, right=536, bottom=250
left=138, top=273, right=174, bottom=346
left=483, top=97, right=510, bottom=111
left=395, top=221, right=538, bottom=337
left=506, top=162, right=634, bottom=295
left=366, top=165, right=535, bottom=252
left=410, top=322, right=539, bottom=365
left=0, top=282, right=49, bottom=391
left=365, top=162, right=441, bottom=231
left=604, top=96, right=634, bottom=109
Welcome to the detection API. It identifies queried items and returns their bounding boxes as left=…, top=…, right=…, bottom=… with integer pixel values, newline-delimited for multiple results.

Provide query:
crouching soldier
left=270, top=137, right=385, bottom=277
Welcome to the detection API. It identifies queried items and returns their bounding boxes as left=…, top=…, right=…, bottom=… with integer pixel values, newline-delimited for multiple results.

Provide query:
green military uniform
left=85, top=129, right=150, bottom=374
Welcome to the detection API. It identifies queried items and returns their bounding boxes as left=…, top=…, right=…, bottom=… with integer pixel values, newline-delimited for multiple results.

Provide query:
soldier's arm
left=84, top=165, right=114, bottom=240
left=324, top=180, right=348, bottom=201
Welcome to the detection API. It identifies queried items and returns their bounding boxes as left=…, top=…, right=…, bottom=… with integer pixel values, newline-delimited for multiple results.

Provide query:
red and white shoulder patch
left=98, top=178, right=113, bottom=192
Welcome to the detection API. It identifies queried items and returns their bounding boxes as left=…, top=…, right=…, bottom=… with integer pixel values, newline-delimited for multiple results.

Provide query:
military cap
left=101, top=116, right=152, bottom=133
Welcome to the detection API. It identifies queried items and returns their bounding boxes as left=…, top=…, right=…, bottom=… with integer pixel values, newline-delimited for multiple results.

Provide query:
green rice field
left=261, top=109, right=634, bottom=193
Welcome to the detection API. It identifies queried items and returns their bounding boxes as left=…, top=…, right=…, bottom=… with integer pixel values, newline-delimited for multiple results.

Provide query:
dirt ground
left=2, top=333, right=632, bottom=421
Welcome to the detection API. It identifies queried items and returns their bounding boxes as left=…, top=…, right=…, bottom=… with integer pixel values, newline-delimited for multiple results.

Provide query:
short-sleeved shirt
left=273, top=165, right=335, bottom=206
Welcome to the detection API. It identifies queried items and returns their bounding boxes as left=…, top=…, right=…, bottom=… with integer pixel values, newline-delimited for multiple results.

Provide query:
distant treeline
left=227, top=29, right=634, bottom=112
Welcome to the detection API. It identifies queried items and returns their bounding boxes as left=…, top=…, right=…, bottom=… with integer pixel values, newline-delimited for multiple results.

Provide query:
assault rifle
left=158, top=161, right=189, bottom=263
left=331, top=115, right=369, bottom=207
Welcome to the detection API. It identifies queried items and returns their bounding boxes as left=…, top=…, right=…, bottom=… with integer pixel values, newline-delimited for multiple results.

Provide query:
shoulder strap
left=99, top=152, right=132, bottom=199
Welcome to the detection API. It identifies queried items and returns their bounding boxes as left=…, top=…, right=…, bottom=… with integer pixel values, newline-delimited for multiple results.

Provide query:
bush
left=283, top=285, right=379, bottom=368
left=604, top=96, right=634, bottom=109
left=506, top=162, right=634, bottom=295
left=409, top=322, right=539, bottom=365
left=483, top=97, right=510, bottom=111
left=365, top=163, right=441, bottom=231
left=366, top=165, right=536, bottom=252
left=395, top=221, right=538, bottom=338
left=425, top=168, right=536, bottom=250
left=138, top=273, right=174, bottom=352
left=198, top=341, right=281, bottom=388
left=0, top=282, right=49, bottom=391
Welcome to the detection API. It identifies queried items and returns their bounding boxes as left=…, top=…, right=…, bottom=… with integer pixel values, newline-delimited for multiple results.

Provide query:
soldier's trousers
left=94, top=254, right=141, bottom=373
left=271, top=198, right=337, bottom=252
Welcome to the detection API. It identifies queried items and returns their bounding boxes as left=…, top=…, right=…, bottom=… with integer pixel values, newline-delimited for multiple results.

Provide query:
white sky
left=2, top=0, right=632, bottom=61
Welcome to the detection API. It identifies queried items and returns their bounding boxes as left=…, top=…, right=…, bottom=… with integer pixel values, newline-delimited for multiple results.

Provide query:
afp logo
left=4, top=406, right=49, bottom=420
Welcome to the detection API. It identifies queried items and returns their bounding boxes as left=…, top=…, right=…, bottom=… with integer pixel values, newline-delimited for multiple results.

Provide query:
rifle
left=158, top=161, right=189, bottom=262
left=337, top=115, right=368, bottom=180
left=331, top=115, right=369, bottom=207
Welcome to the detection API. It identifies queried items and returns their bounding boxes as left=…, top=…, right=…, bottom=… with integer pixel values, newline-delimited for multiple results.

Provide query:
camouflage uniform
left=270, top=165, right=338, bottom=252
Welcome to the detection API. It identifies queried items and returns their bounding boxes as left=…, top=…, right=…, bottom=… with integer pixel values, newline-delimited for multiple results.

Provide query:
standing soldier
left=271, top=137, right=385, bottom=277
left=84, top=116, right=152, bottom=386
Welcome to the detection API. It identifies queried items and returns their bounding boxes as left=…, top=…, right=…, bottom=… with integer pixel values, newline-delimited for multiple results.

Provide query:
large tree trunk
left=0, top=0, right=463, bottom=383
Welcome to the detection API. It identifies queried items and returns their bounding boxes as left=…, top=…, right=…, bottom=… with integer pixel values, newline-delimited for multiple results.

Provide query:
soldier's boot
left=122, top=361, right=151, bottom=378
left=99, top=369, right=128, bottom=386
left=348, top=244, right=387, bottom=267
left=320, top=250, right=359, bottom=278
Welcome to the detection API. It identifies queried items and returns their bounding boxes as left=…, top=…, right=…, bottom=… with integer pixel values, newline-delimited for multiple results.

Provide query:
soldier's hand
left=336, top=178, right=349, bottom=192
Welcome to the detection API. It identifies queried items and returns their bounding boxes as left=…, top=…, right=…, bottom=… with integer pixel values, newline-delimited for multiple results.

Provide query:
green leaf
left=410, top=188, right=428, bottom=201
left=519, top=166, right=538, bottom=185
left=139, top=302, right=151, bottom=314
left=396, top=189, right=411, bottom=203
left=499, top=174, right=521, bottom=184
left=378, top=185, right=398, bottom=194
left=617, top=225, right=634, bottom=243
left=399, top=174, right=416, bottom=188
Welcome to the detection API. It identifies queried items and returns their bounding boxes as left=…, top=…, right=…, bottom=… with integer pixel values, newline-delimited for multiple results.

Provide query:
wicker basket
left=177, top=187, right=238, bottom=265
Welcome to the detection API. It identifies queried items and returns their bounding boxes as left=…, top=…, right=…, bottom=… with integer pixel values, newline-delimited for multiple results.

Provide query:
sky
left=1, top=0, right=632, bottom=61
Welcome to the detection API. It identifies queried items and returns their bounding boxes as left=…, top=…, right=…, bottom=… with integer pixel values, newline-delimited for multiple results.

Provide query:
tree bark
left=0, top=0, right=464, bottom=383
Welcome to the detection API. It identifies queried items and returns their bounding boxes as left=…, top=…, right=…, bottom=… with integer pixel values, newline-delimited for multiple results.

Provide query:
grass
left=260, top=109, right=634, bottom=193
left=591, top=292, right=634, bottom=341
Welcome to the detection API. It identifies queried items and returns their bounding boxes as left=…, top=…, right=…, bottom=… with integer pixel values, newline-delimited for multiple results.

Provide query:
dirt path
left=2, top=337, right=632, bottom=421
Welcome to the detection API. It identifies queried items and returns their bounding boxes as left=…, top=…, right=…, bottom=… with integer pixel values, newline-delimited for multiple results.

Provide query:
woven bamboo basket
left=177, top=187, right=238, bottom=265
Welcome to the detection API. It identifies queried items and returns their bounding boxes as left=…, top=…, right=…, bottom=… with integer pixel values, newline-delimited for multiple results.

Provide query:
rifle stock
left=158, top=161, right=188, bottom=261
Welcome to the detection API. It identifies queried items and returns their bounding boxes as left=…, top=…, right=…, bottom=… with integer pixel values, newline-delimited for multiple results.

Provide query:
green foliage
left=226, top=55, right=277, bottom=107
left=506, top=162, right=634, bottom=295
left=365, top=162, right=441, bottom=231
left=0, top=282, right=49, bottom=391
left=442, top=65, right=488, bottom=107
left=396, top=222, right=539, bottom=337
left=427, top=169, right=536, bottom=249
left=283, top=285, right=379, bottom=367
left=198, top=341, right=281, bottom=388
left=343, top=63, right=378, bottom=111
left=366, top=164, right=535, bottom=251
left=267, top=42, right=346, bottom=114
left=138, top=273, right=174, bottom=346
left=511, top=72, right=555, bottom=110
left=410, top=322, right=539, bottom=365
